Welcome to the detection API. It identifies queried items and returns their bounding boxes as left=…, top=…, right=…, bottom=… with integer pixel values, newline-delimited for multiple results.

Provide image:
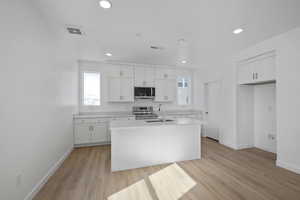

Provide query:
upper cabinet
left=108, top=65, right=134, bottom=102
left=108, top=77, right=134, bottom=102
left=238, top=51, right=276, bottom=85
left=109, top=65, right=134, bottom=78
left=155, top=68, right=175, bottom=80
left=134, top=67, right=155, bottom=87
left=155, top=79, right=176, bottom=102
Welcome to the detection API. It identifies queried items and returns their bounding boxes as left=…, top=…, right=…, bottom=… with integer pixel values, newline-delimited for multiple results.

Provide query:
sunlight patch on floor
left=107, top=179, right=153, bottom=200
left=107, top=163, right=196, bottom=200
left=149, top=163, right=197, bottom=200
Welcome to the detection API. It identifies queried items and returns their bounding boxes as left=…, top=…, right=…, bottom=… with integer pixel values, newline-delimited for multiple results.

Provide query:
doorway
left=204, top=81, right=221, bottom=141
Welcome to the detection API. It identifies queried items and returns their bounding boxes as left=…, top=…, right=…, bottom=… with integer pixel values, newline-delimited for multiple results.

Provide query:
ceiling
left=34, top=0, right=300, bottom=68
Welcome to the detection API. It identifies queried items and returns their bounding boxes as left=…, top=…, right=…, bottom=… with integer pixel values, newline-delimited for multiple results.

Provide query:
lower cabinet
left=74, top=123, right=108, bottom=145
left=74, top=116, right=135, bottom=146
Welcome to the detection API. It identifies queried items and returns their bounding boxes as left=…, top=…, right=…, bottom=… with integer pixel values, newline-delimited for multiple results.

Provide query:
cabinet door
left=238, top=63, right=254, bottom=84
left=144, top=67, right=155, bottom=87
left=155, top=79, right=165, bottom=101
left=120, top=66, right=134, bottom=78
left=155, top=69, right=174, bottom=79
left=108, top=77, right=121, bottom=101
left=74, top=125, right=91, bottom=144
left=92, top=123, right=108, bottom=143
left=120, top=78, right=134, bottom=102
left=109, top=65, right=133, bottom=78
left=155, top=79, right=174, bottom=102
left=134, top=67, right=145, bottom=86
left=166, top=79, right=176, bottom=101
left=254, top=55, right=276, bottom=82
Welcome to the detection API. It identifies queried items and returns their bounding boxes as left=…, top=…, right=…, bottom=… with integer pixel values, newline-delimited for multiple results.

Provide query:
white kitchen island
left=110, top=118, right=202, bottom=171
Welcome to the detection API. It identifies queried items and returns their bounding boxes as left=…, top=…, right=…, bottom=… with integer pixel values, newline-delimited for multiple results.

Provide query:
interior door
left=204, top=81, right=221, bottom=140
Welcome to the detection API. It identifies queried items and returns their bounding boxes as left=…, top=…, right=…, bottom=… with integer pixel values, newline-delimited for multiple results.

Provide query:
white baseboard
left=236, top=144, right=254, bottom=150
left=276, top=160, right=300, bottom=175
left=219, top=141, right=237, bottom=150
left=24, top=147, right=73, bottom=200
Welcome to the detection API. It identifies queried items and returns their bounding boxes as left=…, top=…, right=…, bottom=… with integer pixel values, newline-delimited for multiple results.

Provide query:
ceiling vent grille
left=66, top=25, right=83, bottom=35
left=150, top=46, right=164, bottom=50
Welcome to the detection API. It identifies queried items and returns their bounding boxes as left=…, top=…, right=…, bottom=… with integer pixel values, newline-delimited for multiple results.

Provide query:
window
left=83, top=72, right=101, bottom=106
left=177, top=77, right=191, bottom=105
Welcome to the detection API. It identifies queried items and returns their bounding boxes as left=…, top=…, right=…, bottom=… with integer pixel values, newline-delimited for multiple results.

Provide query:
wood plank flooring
left=34, top=138, right=300, bottom=200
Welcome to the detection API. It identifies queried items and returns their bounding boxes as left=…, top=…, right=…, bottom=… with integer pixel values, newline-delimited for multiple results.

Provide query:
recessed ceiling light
left=105, top=52, right=112, bottom=56
left=233, top=28, right=244, bottom=34
left=99, top=0, right=112, bottom=9
left=181, top=60, right=187, bottom=64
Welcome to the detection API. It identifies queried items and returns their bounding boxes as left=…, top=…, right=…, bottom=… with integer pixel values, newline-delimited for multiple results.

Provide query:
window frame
left=176, top=75, right=192, bottom=106
left=80, top=70, right=101, bottom=107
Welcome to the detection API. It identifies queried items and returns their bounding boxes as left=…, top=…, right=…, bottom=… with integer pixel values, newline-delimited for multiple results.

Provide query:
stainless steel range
left=132, top=106, right=158, bottom=120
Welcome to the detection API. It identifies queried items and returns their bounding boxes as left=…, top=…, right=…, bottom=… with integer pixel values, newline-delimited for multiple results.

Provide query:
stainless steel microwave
left=134, top=87, right=155, bottom=99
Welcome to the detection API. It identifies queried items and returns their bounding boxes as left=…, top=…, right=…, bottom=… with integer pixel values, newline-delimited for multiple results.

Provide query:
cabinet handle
left=89, top=126, right=94, bottom=131
left=120, top=71, right=123, bottom=76
left=252, top=73, right=255, bottom=80
left=164, top=74, right=168, bottom=78
left=256, top=73, right=258, bottom=79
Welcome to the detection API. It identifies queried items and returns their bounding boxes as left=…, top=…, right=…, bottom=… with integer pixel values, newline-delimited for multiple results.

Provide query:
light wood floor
left=34, top=138, right=300, bottom=200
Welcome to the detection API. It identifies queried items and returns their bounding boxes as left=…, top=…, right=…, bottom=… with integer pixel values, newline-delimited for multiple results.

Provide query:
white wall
left=237, top=85, right=254, bottom=149
left=202, top=27, right=300, bottom=173
left=0, top=1, right=78, bottom=200
left=235, top=27, right=300, bottom=173
left=195, top=59, right=238, bottom=149
left=79, top=60, right=200, bottom=113
left=254, top=83, right=277, bottom=153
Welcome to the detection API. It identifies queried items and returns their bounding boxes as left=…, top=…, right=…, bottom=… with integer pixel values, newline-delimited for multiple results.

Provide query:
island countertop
left=109, top=118, right=204, bottom=130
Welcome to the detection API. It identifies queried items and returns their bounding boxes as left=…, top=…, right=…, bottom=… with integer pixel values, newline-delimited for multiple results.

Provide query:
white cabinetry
left=74, top=119, right=108, bottom=145
left=93, top=124, right=108, bottom=143
left=108, top=77, right=134, bottom=102
left=74, top=124, right=90, bottom=144
left=238, top=52, right=276, bottom=84
left=134, top=67, right=155, bottom=87
left=109, top=65, right=134, bottom=78
left=155, top=79, right=176, bottom=102
left=74, top=116, right=135, bottom=146
left=155, top=68, right=175, bottom=79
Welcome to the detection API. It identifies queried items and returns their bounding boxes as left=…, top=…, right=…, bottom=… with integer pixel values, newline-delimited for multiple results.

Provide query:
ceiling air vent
left=66, top=25, right=83, bottom=35
left=150, top=46, right=164, bottom=50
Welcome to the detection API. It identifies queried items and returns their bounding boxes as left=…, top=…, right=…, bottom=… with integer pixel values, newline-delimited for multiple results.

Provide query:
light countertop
left=110, top=118, right=205, bottom=130
left=73, top=109, right=202, bottom=119
left=73, top=111, right=135, bottom=119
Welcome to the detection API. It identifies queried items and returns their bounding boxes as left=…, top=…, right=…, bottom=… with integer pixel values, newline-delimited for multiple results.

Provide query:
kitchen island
left=110, top=118, right=202, bottom=171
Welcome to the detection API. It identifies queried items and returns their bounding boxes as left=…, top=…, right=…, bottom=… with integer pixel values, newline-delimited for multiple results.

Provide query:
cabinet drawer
left=74, top=118, right=108, bottom=124
left=110, top=116, right=135, bottom=121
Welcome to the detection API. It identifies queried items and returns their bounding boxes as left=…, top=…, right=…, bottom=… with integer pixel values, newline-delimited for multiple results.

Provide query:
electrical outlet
left=16, top=173, right=22, bottom=188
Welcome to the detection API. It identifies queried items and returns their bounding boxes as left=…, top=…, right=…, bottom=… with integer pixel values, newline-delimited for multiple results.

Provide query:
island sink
left=146, top=119, right=174, bottom=123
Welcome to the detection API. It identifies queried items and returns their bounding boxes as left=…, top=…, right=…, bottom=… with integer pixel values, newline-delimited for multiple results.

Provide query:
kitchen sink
left=146, top=119, right=174, bottom=123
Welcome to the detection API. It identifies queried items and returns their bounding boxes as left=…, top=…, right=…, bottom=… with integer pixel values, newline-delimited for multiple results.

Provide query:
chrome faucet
left=158, top=104, right=162, bottom=112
